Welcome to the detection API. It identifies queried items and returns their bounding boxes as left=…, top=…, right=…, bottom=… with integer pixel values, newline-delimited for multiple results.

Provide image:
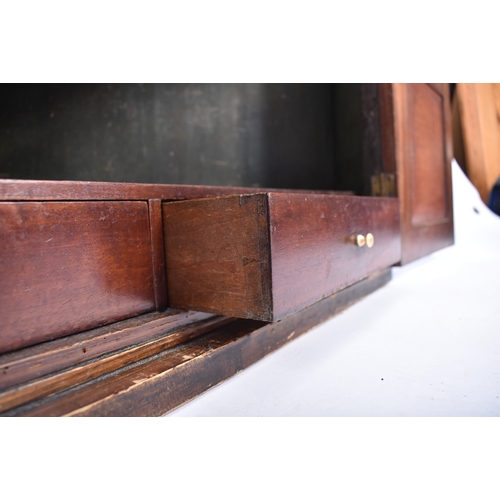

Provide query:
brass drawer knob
left=355, top=234, right=366, bottom=247
left=354, top=233, right=374, bottom=248
left=366, top=233, right=374, bottom=248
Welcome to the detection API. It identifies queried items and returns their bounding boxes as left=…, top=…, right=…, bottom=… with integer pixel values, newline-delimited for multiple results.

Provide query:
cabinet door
left=388, top=83, right=454, bottom=265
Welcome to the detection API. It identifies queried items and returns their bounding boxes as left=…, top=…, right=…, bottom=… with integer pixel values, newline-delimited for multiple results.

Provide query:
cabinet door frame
left=384, top=83, right=454, bottom=265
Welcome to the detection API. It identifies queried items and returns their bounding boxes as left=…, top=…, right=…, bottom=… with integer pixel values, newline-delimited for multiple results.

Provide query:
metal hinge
left=371, top=173, right=397, bottom=197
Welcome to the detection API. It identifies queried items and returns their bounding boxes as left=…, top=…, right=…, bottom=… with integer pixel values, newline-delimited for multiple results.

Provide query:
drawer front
left=268, top=193, right=400, bottom=319
left=0, top=202, right=155, bottom=353
left=163, top=194, right=400, bottom=321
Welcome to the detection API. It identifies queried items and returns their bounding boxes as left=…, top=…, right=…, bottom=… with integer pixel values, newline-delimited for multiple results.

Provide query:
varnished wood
left=268, top=193, right=400, bottom=319
left=0, top=201, right=156, bottom=353
left=163, top=194, right=273, bottom=320
left=0, top=314, right=234, bottom=413
left=390, top=83, right=454, bottom=265
left=0, top=179, right=345, bottom=201
left=0, top=310, right=214, bottom=391
left=148, top=199, right=168, bottom=311
left=3, top=270, right=391, bottom=417
left=164, top=193, right=400, bottom=321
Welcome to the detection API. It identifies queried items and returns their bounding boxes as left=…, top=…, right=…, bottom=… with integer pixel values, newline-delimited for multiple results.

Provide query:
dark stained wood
left=0, top=314, right=235, bottom=413
left=0, top=201, right=155, bottom=353
left=0, top=179, right=345, bottom=202
left=0, top=309, right=215, bottom=391
left=163, top=194, right=273, bottom=321
left=148, top=199, right=168, bottom=311
left=164, top=193, right=400, bottom=321
left=268, top=193, right=400, bottom=319
left=4, top=269, right=391, bottom=417
left=378, top=83, right=397, bottom=175
left=390, top=83, right=454, bottom=264
left=361, top=83, right=384, bottom=195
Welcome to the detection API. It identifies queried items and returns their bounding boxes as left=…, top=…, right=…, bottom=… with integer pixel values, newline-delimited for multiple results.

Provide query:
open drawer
left=163, top=193, right=401, bottom=321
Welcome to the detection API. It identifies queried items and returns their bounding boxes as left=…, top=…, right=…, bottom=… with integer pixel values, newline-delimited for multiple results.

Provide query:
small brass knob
left=355, top=234, right=366, bottom=247
left=366, top=233, right=374, bottom=248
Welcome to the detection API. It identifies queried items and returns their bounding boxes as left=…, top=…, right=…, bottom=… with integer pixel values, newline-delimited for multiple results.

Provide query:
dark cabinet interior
left=0, top=83, right=374, bottom=193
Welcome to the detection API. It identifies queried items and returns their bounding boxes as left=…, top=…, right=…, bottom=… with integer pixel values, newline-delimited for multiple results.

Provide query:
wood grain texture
left=148, top=199, right=168, bottom=311
left=268, top=193, right=400, bottom=319
left=163, top=193, right=400, bottom=321
left=0, top=314, right=234, bottom=413
left=0, top=316, right=235, bottom=412
left=0, top=201, right=155, bottom=353
left=408, top=84, right=448, bottom=225
left=0, top=179, right=345, bottom=201
left=391, top=83, right=454, bottom=265
left=163, top=194, right=273, bottom=320
left=457, top=83, right=500, bottom=203
left=4, top=269, right=391, bottom=417
left=0, top=309, right=214, bottom=391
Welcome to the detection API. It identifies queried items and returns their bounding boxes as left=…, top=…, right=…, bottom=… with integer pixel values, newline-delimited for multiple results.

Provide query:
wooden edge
left=0, top=310, right=216, bottom=391
left=378, top=83, right=397, bottom=175
left=163, top=193, right=274, bottom=321
left=0, top=316, right=236, bottom=413
left=148, top=199, right=168, bottom=311
left=0, top=179, right=351, bottom=201
left=4, top=269, right=392, bottom=417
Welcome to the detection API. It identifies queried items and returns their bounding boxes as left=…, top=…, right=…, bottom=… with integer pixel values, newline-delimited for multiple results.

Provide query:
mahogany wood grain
left=0, top=314, right=235, bottom=413
left=390, top=83, right=454, bottom=264
left=5, top=269, right=391, bottom=417
left=0, top=309, right=214, bottom=391
left=268, top=193, right=400, bottom=319
left=163, top=194, right=400, bottom=321
left=0, top=201, right=155, bottom=353
left=163, top=194, right=273, bottom=320
left=148, top=199, right=168, bottom=311
left=0, top=179, right=346, bottom=202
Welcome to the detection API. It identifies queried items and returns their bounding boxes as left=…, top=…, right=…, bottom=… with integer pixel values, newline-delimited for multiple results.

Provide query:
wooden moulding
left=0, top=309, right=217, bottom=391
left=2, top=269, right=392, bottom=417
left=163, top=193, right=400, bottom=322
left=0, top=311, right=235, bottom=414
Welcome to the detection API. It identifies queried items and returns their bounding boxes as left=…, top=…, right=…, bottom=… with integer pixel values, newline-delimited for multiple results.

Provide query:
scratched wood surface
left=0, top=314, right=235, bottom=413
left=163, top=194, right=400, bottom=321
left=3, top=270, right=391, bottom=417
left=0, top=310, right=216, bottom=391
left=0, top=201, right=155, bottom=353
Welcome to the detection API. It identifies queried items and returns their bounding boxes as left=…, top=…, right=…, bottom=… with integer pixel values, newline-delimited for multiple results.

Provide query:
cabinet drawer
left=163, top=193, right=401, bottom=321
left=0, top=202, right=155, bottom=353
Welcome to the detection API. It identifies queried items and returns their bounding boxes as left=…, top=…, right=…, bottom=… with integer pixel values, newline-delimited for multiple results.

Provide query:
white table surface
left=168, top=161, right=500, bottom=416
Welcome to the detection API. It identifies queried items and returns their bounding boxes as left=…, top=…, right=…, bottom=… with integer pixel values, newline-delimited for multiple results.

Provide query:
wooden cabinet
left=0, top=83, right=454, bottom=416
